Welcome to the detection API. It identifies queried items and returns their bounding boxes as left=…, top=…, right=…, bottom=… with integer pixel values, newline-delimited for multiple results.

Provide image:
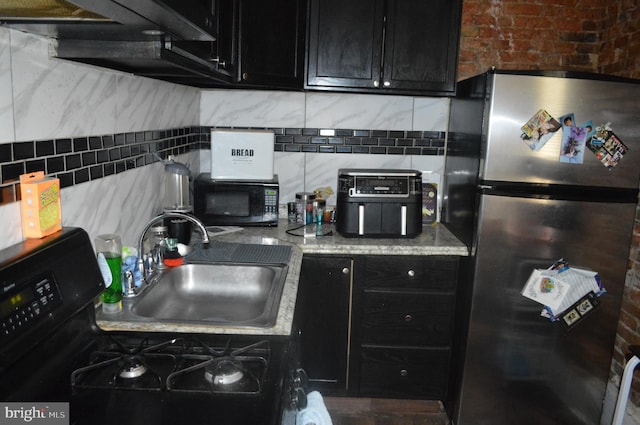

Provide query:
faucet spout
left=136, top=212, right=210, bottom=285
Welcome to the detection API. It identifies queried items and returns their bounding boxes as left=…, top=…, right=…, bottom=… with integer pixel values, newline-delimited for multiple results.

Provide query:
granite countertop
left=96, top=220, right=468, bottom=337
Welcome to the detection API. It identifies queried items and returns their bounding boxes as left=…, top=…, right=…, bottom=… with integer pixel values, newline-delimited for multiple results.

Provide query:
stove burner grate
left=71, top=336, right=271, bottom=395
left=167, top=354, right=267, bottom=395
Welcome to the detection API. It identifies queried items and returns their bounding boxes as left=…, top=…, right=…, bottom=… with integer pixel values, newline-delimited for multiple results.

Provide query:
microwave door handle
left=401, top=205, right=407, bottom=236
left=358, top=204, right=365, bottom=236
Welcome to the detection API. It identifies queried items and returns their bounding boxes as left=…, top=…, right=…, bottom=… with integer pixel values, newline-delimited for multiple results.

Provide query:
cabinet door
left=306, top=0, right=384, bottom=90
left=238, top=0, right=305, bottom=87
left=382, top=0, right=461, bottom=94
left=213, top=0, right=238, bottom=78
left=296, top=256, right=353, bottom=394
left=175, top=0, right=237, bottom=80
left=306, top=0, right=461, bottom=95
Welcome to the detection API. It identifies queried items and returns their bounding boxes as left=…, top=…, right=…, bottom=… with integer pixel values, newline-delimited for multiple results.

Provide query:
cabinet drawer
left=361, top=292, right=454, bottom=346
left=363, top=256, right=458, bottom=291
left=359, top=347, right=449, bottom=399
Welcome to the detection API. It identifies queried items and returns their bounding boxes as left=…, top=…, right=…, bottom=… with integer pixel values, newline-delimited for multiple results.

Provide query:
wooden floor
left=324, top=397, right=450, bottom=425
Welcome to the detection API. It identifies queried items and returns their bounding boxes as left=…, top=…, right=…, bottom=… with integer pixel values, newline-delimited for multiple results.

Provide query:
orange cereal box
left=20, top=171, right=62, bottom=238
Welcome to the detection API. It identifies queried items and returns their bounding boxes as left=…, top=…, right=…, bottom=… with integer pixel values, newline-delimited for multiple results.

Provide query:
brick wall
left=599, top=1, right=640, bottom=78
left=457, top=0, right=640, bottom=404
left=458, top=0, right=640, bottom=80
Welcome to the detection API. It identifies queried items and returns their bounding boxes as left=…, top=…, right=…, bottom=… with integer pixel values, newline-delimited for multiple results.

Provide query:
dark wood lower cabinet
left=295, top=255, right=352, bottom=394
left=360, top=292, right=455, bottom=346
left=296, top=254, right=459, bottom=402
left=359, top=347, right=450, bottom=399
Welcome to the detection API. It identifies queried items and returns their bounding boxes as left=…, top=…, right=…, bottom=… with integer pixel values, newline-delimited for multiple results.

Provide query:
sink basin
left=131, top=263, right=288, bottom=327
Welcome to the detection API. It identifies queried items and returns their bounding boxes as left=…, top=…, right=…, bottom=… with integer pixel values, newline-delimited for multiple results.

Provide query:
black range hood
left=0, top=0, right=217, bottom=41
left=52, top=37, right=233, bottom=85
left=0, top=0, right=237, bottom=86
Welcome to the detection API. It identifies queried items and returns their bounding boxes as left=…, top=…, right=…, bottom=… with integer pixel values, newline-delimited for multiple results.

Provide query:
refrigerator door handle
left=478, top=181, right=638, bottom=203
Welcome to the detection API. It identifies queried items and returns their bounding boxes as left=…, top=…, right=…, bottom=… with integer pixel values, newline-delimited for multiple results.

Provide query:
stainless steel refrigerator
left=443, top=70, right=640, bottom=425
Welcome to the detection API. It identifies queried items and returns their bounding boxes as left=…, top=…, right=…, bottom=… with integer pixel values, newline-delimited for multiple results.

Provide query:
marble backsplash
left=0, top=26, right=450, bottom=251
left=0, top=28, right=201, bottom=250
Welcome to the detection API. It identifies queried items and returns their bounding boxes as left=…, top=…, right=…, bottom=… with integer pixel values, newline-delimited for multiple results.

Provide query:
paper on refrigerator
left=521, top=262, right=603, bottom=316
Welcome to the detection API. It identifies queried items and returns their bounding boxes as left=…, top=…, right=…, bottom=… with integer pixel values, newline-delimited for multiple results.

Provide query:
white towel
left=295, top=391, right=333, bottom=425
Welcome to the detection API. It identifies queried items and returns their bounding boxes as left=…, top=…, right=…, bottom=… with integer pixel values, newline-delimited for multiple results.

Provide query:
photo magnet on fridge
left=586, top=123, right=628, bottom=169
left=520, top=109, right=561, bottom=151
left=558, top=114, right=590, bottom=164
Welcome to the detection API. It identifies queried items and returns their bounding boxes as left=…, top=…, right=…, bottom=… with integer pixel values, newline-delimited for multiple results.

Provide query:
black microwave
left=193, top=173, right=279, bottom=226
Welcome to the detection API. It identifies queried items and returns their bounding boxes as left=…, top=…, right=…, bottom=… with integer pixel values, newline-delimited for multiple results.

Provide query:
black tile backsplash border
left=0, top=126, right=446, bottom=205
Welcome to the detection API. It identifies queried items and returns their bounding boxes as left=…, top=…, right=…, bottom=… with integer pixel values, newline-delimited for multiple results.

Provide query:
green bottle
left=95, top=234, right=123, bottom=313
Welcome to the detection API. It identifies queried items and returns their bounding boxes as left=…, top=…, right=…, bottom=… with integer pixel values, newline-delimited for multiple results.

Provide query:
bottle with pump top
left=95, top=234, right=123, bottom=313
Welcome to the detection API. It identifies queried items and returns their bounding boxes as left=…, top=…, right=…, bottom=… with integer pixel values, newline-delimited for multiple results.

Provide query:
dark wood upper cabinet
left=305, top=0, right=462, bottom=95
left=306, top=0, right=384, bottom=90
left=35, top=0, right=463, bottom=92
left=237, top=0, right=306, bottom=88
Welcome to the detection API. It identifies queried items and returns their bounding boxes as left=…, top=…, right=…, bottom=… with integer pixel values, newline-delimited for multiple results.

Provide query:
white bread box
left=210, top=129, right=275, bottom=180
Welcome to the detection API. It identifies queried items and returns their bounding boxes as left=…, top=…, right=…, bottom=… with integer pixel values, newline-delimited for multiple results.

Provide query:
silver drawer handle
left=400, top=369, right=408, bottom=377
left=407, top=270, right=415, bottom=277
left=404, top=314, right=413, bottom=322
left=342, top=267, right=350, bottom=275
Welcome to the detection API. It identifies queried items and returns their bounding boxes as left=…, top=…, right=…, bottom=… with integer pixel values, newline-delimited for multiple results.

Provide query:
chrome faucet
left=136, top=212, right=210, bottom=287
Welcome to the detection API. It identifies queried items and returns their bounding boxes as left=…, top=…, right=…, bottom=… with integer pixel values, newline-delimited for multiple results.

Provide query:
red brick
left=461, top=1, right=482, bottom=15
left=478, top=26, right=503, bottom=38
left=502, top=3, right=543, bottom=16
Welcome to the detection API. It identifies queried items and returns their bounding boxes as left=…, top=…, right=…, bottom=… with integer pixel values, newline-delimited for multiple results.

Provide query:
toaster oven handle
left=358, top=204, right=365, bottom=235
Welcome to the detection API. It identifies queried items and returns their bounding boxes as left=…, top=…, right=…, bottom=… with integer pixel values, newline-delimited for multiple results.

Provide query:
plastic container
left=296, top=192, right=316, bottom=224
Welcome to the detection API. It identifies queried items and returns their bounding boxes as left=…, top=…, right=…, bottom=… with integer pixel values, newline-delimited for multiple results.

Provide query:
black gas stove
left=0, top=228, right=299, bottom=425
left=70, top=332, right=289, bottom=425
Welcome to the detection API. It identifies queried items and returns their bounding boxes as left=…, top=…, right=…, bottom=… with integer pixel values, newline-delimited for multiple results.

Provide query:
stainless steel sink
left=129, top=263, right=288, bottom=327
